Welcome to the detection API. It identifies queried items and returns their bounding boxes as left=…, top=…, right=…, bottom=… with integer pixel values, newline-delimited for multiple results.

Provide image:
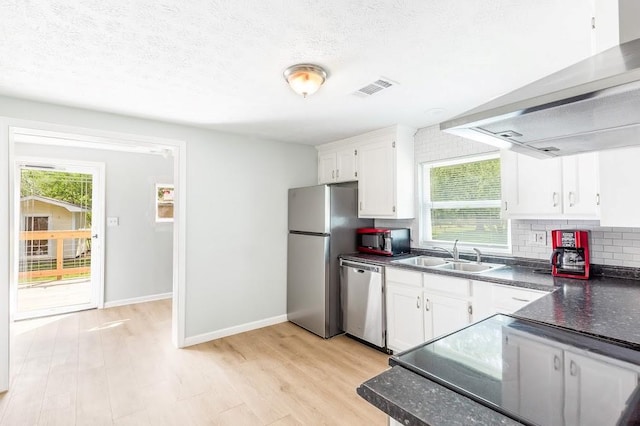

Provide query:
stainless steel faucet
left=432, top=239, right=460, bottom=261
left=431, top=246, right=454, bottom=259
left=473, top=248, right=482, bottom=263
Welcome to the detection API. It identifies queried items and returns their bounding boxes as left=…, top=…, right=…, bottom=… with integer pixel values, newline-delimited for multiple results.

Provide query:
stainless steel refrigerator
left=287, top=184, right=373, bottom=338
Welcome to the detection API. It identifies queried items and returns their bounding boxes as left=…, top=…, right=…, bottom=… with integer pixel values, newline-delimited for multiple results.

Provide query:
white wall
left=0, top=95, right=317, bottom=341
left=378, top=124, right=640, bottom=268
left=15, top=143, right=174, bottom=303
left=0, top=122, right=8, bottom=390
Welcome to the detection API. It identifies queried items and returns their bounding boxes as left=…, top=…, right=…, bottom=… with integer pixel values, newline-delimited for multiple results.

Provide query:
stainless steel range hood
left=440, top=1, right=640, bottom=159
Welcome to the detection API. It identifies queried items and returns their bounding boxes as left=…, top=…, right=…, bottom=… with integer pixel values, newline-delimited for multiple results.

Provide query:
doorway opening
left=15, top=163, right=104, bottom=320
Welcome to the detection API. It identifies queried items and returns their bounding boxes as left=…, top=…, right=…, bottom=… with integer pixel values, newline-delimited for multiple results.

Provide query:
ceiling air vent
left=353, top=78, right=398, bottom=97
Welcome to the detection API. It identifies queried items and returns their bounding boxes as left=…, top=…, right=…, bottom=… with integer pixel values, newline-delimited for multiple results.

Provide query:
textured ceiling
left=0, top=1, right=594, bottom=145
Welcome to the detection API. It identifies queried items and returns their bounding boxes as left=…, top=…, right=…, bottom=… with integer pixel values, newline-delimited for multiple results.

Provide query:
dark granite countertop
left=351, top=251, right=640, bottom=425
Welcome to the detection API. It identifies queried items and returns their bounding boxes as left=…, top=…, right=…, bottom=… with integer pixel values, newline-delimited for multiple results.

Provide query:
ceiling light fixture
left=283, top=64, right=327, bottom=98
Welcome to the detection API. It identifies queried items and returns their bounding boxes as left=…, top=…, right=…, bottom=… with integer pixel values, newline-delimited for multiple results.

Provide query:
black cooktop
left=391, top=315, right=640, bottom=426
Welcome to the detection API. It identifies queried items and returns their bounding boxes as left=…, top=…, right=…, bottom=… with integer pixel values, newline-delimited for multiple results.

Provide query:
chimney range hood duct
left=440, top=1, right=640, bottom=159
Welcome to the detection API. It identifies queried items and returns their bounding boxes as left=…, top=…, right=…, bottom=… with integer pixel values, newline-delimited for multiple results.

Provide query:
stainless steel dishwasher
left=340, top=259, right=385, bottom=349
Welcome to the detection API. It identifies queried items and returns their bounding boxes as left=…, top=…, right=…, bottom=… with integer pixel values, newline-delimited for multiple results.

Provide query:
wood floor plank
left=7, top=300, right=390, bottom=426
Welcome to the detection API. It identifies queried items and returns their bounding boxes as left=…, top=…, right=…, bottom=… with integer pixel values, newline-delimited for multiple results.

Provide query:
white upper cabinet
left=316, top=125, right=415, bottom=219
left=317, top=147, right=358, bottom=184
left=336, top=148, right=358, bottom=182
left=599, top=146, right=640, bottom=227
left=501, top=150, right=563, bottom=217
left=561, top=153, right=600, bottom=217
left=318, top=151, right=337, bottom=184
left=501, top=150, right=599, bottom=219
left=358, top=139, right=396, bottom=217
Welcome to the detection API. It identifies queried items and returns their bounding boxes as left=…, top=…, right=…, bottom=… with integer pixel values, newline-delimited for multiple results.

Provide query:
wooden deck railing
left=19, top=230, right=91, bottom=280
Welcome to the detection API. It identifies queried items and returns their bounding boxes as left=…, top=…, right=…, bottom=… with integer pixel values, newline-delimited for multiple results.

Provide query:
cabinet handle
left=425, top=298, right=430, bottom=312
left=569, top=360, right=578, bottom=376
left=336, top=169, right=340, bottom=179
left=552, top=192, right=559, bottom=207
left=596, top=193, right=600, bottom=206
left=504, top=201, right=508, bottom=211
left=569, top=191, right=575, bottom=207
left=511, top=297, right=530, bottom=303
left=416, top=296, right=420, bottom=309
left=332, top=170, right=335, bottom=179
left=359, top=201, right=362, bottom=211
left=553, top=355, right=561, bottom=371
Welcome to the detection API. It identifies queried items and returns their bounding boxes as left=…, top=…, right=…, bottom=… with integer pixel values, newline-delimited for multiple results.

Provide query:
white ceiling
left=0, top=1, right=596, bottom=145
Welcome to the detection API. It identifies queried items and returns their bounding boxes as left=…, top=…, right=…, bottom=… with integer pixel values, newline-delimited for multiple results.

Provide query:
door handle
left=92, top=234, right=98, bottom=239
left=569, top=360, right=578, bottom=376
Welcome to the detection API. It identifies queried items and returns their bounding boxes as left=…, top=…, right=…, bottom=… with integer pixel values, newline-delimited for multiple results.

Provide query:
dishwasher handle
left=340, top=259, right=382, bottom=274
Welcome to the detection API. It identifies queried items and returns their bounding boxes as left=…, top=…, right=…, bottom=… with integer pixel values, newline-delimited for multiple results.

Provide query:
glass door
left=15, top=161, right=104, bottom=320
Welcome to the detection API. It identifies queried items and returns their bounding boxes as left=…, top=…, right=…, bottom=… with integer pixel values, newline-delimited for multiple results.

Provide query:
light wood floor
left=0, top=300, right=390, bottom=425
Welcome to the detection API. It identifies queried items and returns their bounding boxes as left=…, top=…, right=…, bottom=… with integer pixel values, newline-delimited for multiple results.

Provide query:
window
left=421, top=154, right=509, bottom=250
left=24, top=216, right=49, bottom=255
left=155, top=183, right=174, bottom=222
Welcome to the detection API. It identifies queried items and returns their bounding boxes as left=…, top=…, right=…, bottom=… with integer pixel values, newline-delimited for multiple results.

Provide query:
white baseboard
left=183, top=314, right=288, bottom=347
left=103, top=292, right=172, bottom=308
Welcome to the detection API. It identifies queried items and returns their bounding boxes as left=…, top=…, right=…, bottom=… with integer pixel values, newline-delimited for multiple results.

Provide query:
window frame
left=419, top=153, right=511, bottom=254
left=23, top=214, right=51, bottom=257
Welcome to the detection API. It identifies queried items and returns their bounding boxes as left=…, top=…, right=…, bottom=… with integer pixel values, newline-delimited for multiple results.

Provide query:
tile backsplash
left=512, top=220, right=640, bottom=268
left=374, top=124, right=640, bottom=269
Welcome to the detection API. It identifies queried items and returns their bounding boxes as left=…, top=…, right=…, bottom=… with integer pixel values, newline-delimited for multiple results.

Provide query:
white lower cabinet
left=503, top=328, right=640, bottom=426
left=386, top=268, right=472, bottom=353
left=472, top=281, right=547, bottom=319
left=564, top=351, right=638, bottom=426
left=386, top=270, right=551, bottom=354
left=386, top=283, right=425, bottom=352
left=424, top=293, right=470, bottom=341
left=502, top=331, right=564, bottom=425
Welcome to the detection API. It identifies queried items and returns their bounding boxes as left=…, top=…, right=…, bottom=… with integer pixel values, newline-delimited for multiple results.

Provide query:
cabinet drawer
left=423, top=274, right=470, bottom=298
left=493, top=285, right=547, bottom=312
left=386, top=267, right=422, bottom=288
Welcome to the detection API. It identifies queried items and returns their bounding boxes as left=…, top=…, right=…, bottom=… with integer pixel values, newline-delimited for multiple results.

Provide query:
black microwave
left=357, top=228, right=410, bottom=256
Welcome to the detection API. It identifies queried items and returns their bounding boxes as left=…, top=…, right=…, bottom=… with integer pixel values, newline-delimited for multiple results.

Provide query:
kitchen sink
left=436, top=261, right=504, bottom=274
left=392, top=256, right=449, bottom=267
left=392, top=256, right=504, bottom=274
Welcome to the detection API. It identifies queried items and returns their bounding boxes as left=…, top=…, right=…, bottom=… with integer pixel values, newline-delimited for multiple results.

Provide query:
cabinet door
left=492, top=285, right=547, bottom=314
left=562, top=153, right=599, bottom=217
left=502, top=332, right=564, bottom=426
left=318, top=152, right=336, bottom=184
left=336, top=148, right=357, bottom=182
left=386, top=284, right=424, bottom=352
left=564, top=351, right=639, bottom=426
left=599, top=146, right=640, bottom=227
left=423, top=293, right=470, bottom=341
left=501, top=150, right=563, bottom=217
left=358, top=140, right=395, bottom=217
left=471, top=280, right=494, bottom=322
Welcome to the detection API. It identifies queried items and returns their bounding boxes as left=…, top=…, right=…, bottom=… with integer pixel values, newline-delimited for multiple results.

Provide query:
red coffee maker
left=550, top=230, right=590, bottom=279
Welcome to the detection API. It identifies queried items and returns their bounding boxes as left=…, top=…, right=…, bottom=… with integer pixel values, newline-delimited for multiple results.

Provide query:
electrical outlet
left=107, top=217, right=119, bottom=227
left=530, top=231, right=547, bottom=246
